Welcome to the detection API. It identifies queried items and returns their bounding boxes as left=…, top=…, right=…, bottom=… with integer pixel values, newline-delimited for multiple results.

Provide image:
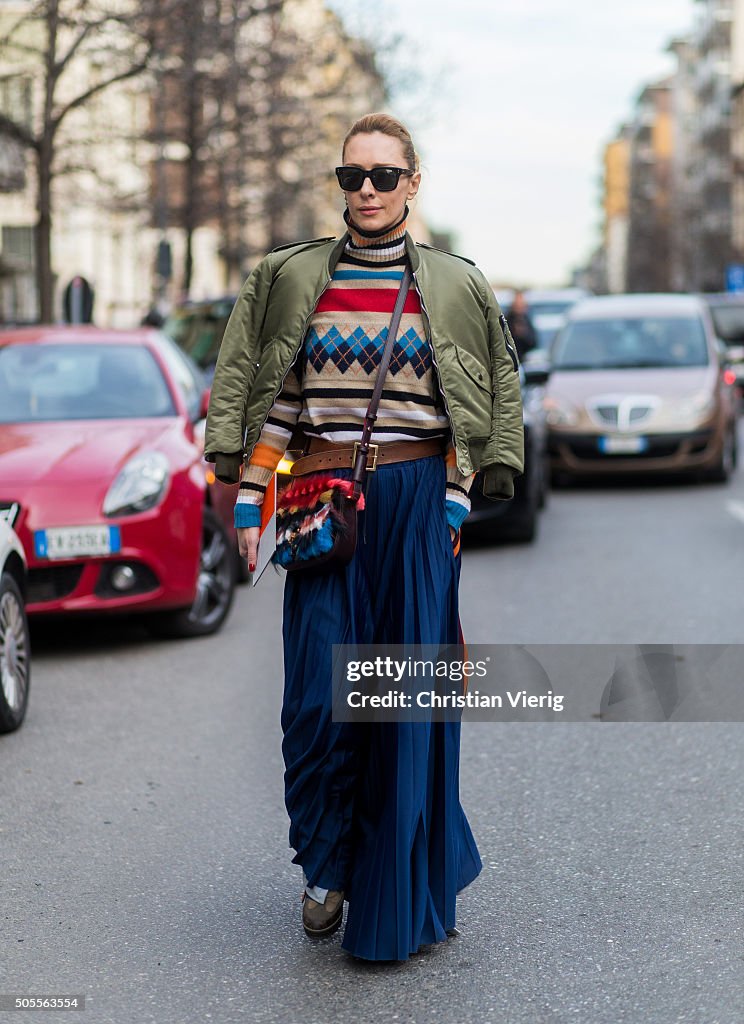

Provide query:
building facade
left=668, top=36, right=701, bottom=292
left=626, top=81, right=674, bottom=294
left=691, top=0, right=734, bottom=290
left=730, top=0, right=744, bottom=268
left=603, top=128, right=631, bottom=294
left=0, top=0, right=393, bottom=327
left=597, top=0, right=738, bottom=294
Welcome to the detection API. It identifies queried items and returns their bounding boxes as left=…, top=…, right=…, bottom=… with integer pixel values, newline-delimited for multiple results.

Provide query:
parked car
left=544, top=294, right=738, bottom=483
left=0, top=326, right=239, bottom=637
left=699, top=292, right=744, bottom=399
left=0, top=517, right=30, bottom=733
left=523, top=288, right=592, bottom=353
left=162, top=297, right=236, bottom=383
left=463, top=362, right=550, bottom=543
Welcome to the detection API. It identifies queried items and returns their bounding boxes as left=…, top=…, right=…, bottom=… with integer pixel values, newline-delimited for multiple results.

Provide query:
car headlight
left=543, top=396, right=579, bottom=427
left=687, top=391, right=716, bottom=420
left=103, top=452, right=170, bottom=517
left=667, top=391, right=717, bottom=426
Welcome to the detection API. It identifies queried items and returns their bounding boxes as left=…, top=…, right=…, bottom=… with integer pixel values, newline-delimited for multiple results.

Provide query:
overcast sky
left=327, top=0, right=695, bottom=286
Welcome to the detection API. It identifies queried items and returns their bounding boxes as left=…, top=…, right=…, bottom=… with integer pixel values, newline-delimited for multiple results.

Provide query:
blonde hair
left=342, top=113, right=419, bottom=173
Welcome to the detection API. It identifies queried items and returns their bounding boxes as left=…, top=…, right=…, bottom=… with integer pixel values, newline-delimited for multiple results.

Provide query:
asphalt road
left=2, top=443, right=744, bottom=1024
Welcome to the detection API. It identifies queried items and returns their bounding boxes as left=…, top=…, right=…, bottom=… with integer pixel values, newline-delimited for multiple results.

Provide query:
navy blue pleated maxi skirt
left=281, top=452, right=482, bottom=961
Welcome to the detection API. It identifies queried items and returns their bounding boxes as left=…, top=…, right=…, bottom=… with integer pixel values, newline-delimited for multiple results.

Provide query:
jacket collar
left=326, top=233, right=348, bottom=278
left=325, top=229, right=422, bottom=278
left=404, top=231, right=421, bottom=273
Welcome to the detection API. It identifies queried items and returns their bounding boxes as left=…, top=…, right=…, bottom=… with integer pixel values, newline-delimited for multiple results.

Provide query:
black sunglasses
left=335, top=165, right=413, bottom=192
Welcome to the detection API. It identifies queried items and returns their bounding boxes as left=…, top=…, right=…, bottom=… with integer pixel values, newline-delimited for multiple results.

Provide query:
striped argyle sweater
left=235, top=212, right=476, bottom=532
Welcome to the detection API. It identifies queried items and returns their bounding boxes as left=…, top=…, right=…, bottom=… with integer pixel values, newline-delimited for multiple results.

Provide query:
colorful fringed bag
left=272, top=473, right=364, bottom=570
left=271, top=266, right=412, bottom=573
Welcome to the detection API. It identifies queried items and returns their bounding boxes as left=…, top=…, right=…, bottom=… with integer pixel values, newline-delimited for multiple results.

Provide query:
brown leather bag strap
left=350, top=264, right=412, bottom=494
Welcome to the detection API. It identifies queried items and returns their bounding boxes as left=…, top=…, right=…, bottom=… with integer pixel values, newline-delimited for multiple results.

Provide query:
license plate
left=34, top=525, right=121, bottom=560
left=598, top=435, right=649, bottom=454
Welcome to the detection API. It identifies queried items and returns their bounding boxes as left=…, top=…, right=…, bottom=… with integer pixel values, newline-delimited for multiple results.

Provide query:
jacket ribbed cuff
left=481, top=463, right=517, bottom=500
left=210, top=451, right=243, bottom=485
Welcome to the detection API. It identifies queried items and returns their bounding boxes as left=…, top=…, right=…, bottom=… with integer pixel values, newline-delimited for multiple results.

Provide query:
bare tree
left=0, top=0, right=396, bottom=315
left=148, top=0, right=385, bottom=292
left=141, top=0, right=290, bottom=294
left=210, top=2, right=386, bottom=265
left=0, top=0, right=161, bottom=320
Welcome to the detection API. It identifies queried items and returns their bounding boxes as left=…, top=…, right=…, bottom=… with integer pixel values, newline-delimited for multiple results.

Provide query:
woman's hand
left=449, top=525, right=457, bottom=543
left=237, top=526, right=260, bottom=572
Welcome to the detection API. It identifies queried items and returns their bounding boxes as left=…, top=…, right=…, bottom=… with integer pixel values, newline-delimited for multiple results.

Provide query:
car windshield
left=162, top=300, right=234, bottom=373
left=534, top=325, right=561, bottom=349
left=0, top=342, right=176, bottom=422
left=552, top=316, right=709, bottom=370
left=708, top=304, right=744, bottom=343
left=528, top=301, right=574, bottom=317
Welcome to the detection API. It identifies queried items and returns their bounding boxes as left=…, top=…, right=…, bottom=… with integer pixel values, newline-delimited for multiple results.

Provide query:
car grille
left=594, top=405, right=619, bottom=426
left=589, top=403, right=654, bottom=428
left=27, top=565, right=84, bottom=603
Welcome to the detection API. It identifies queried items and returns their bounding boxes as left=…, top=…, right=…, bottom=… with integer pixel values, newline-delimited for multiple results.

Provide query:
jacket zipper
left=499, top=314, right=519, bottom=372
left=412, top=270, right=466, bottom=473
left=244, top=271, right=333, bottom=460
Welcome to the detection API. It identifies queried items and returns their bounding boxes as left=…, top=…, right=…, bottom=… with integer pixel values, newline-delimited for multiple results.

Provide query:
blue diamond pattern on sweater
left=305, top=326, right=432, bottom=379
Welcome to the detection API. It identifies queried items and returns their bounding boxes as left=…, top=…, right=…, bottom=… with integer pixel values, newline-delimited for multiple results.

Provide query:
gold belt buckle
left=352, top=440, right=379, bottom=470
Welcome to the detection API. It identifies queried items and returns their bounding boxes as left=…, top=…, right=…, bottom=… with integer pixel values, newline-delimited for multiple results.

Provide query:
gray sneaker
left=301, top=889, right=345, bottom=937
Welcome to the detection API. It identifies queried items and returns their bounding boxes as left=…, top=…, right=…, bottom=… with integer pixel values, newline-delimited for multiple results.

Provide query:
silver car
left=545, top=294, right=739, bottom=482
left=0, top=517, right=30, bottom=733
left=524, top=288, right=592, bottom=353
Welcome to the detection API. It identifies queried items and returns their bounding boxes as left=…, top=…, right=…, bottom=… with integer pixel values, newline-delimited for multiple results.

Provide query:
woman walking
left=205, top=113, right=524, bottom=961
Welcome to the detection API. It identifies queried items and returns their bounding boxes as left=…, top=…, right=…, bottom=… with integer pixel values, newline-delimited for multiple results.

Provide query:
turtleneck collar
left=342, top=206, right=409, bottom=265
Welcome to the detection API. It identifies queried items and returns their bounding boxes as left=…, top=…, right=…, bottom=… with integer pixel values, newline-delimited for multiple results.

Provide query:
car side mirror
left=522, top=362, right=551, bottom=386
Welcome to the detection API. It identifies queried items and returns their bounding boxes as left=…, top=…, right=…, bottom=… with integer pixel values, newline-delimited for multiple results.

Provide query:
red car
left=0, top=326, right=240, bottom=637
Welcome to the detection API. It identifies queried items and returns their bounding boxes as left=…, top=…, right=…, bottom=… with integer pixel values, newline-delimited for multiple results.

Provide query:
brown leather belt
left=289, top=436, right=446, bottom=476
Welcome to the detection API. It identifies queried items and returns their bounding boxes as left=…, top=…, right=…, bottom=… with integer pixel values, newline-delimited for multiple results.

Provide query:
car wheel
left=538, top=453, right=550, bottom=509
left=507, top=484, right=539, bottom=543
left=508, top=505, right=538, bottom=543
left=707, top=424, right=737, bottom=483
left=550, top=468, right=572, bottom=488
left=0, top=572, right=31, bottom=734
left=499, top=460, right=540, bottom=543
left=146, top=507, right=236, bottom=638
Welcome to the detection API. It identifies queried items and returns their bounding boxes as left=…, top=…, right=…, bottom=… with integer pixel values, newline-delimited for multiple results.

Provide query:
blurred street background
left=2, top=2, right=744, bottom=1022
left=5, top=0, right=744, bottom=321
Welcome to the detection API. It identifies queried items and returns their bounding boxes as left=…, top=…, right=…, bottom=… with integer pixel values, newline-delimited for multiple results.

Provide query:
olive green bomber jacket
left=204, top=232, right=524, bottom=500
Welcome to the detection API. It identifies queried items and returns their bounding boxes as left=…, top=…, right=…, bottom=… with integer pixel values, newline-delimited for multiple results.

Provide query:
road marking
left=726, top=500, right=744, bottom=525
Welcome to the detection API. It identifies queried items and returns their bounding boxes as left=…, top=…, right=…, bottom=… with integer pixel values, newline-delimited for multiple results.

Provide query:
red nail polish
left=249, top=562, right=255, bottom=572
